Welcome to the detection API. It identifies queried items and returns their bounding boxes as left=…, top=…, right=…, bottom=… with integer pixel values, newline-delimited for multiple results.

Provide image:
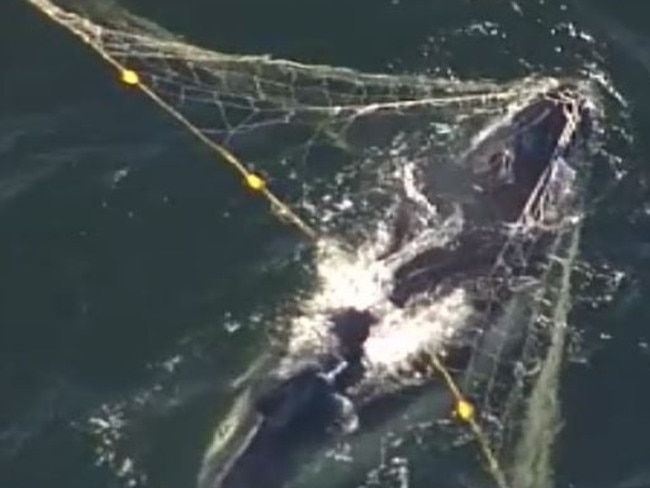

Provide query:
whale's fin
left=330, top=393, right=359, bottom=435
left=377, top=200, right=413, bottom=260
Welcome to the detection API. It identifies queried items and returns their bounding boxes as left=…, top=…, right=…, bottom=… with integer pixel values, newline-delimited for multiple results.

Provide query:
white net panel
left=22, top=1, right=599, bottom=487
left=23, top=0, right=566, bottom=236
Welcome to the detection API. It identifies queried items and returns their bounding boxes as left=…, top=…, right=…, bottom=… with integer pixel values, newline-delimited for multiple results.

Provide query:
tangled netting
left=23, top=1, right=609, bottom=487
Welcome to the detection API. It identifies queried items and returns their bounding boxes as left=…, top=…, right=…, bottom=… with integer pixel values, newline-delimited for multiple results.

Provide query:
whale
left=198, top=84, right=594, bottom=488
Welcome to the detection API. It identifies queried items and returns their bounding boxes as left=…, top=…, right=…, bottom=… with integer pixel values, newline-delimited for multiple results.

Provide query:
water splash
left=282, top=230, right=473, bottom=379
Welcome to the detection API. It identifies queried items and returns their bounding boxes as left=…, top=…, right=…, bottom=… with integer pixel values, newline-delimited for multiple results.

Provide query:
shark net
left=23, top=1, right=599, bottom=487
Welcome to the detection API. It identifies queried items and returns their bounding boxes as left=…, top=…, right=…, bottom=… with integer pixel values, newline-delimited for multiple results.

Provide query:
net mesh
left=25, top=0, right=564, bottom=233
left=22, top=1, right=599, bottom=487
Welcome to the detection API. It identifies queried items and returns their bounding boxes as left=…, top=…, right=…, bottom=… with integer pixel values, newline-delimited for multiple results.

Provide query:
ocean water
left=1, top=1, right=650, bottom=488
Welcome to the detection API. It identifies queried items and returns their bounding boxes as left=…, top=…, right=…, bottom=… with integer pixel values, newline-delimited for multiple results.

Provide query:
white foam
left=283, top=239, right=391, bottom=362
left=363, top=289, right=472, bottom=374
left=284, top=234, right=473, bottom=378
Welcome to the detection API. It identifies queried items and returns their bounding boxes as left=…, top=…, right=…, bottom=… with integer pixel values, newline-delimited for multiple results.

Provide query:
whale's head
left=463, top=84, right=592, bottom=224
left=388, top=85, right=593, bottom=305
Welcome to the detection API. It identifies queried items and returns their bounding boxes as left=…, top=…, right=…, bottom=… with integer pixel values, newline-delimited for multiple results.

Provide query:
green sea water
left=1, top=1, right=650, bottom=488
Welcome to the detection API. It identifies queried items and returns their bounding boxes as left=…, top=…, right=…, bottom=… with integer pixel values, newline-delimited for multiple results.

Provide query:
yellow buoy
left=121, top=69, right=140, bottom=85
left=456, top=400, right=475, bottom=422
left=245, top=173, right=266, bottom=191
